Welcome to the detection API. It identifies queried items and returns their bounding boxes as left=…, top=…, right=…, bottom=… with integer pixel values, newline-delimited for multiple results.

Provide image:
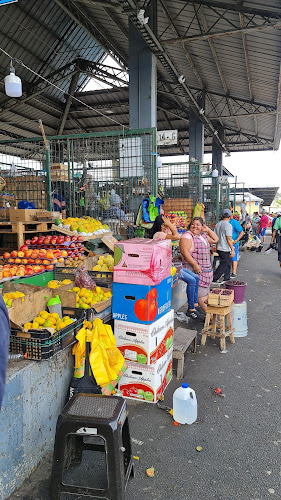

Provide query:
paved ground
left=9, top=239, right=281, bottom=500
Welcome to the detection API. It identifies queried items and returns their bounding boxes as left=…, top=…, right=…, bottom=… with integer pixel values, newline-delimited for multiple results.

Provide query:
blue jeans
left=179, top=268, right=199, bottom=310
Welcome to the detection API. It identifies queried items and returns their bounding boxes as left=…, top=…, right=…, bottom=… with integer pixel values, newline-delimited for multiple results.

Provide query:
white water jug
left=173, top=383, right=197, bottom=424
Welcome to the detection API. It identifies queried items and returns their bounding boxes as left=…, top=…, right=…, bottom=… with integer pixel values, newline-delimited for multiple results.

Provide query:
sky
left=162, top=149, right=281, bottom=192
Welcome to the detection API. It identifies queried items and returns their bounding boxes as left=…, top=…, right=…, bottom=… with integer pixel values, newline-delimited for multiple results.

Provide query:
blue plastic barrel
left=231, top=301, right=248, bottom=337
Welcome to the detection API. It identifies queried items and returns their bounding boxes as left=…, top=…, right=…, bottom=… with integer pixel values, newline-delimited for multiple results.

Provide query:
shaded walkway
left=9, top=241, right=281, bottom=500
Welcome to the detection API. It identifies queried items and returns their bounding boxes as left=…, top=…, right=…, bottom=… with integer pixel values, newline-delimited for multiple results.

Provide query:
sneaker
left=230, top=273, right=237, bottom=278
left=196, top=306, right=206, bottom=317
left=186, top=310, right=205, bottom=322
left=256, top=246, right=263, bottom=252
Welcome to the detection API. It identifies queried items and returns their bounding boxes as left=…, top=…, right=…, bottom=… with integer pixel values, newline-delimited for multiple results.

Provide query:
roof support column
left=212, top=121, right=224, bottom=175
left=189, top=106, right=204, bottom=164
left=128, top=1, right=157, bottom=129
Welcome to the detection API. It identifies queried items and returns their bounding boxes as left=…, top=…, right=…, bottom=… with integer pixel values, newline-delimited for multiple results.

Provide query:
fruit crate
left=208, top=289, right=234, bottom=307
left=54, top=266, right=112, bottom=288
left=9, top=307, right=85, bottom=361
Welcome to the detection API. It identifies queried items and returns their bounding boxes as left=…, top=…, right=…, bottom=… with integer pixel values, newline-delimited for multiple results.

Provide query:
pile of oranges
left=23, top=311, right=74, bottom=332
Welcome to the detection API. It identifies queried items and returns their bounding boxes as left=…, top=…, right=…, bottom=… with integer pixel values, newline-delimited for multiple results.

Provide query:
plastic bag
left=74, top=266, right=96, bottom=289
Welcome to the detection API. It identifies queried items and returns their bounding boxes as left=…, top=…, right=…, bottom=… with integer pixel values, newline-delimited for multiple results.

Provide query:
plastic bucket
left=231, top=301, right=248, bottom=337
left=225, top=281, right=247, bottom=304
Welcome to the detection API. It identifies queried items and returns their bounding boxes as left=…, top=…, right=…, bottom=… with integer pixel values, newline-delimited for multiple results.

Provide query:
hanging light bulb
left=4, top=60, right=22, bottom=98
left=156, top=155, right=162, bottom=168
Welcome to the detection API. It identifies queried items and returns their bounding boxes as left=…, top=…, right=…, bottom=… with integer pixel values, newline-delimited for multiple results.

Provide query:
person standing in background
left=213, top=209, right=235, bottom=283
left=251, top=212, right=261, bottom=239
left=258, top=210, right=269, bottom=244
left=270, top=214, right=281, bottom=267
left=0, top=296, right=10, bottom=410
left=240, top=199, right=246, bottom=222
left=229, top=215, right=244, bottom=278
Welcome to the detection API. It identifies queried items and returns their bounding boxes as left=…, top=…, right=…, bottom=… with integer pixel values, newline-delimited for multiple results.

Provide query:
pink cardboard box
left=117, top=348, right=173, bottom=403
left=114, top=309, right=174, bottom=365
left=113, top=238, right=172, bottom=286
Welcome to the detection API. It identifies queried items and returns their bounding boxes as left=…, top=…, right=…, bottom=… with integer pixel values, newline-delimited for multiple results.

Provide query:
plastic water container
left=231, top=301, right=248, bottom=337
left=47, top=295, right=62, bottom=319
left=173, top=383, right=197, bottom=424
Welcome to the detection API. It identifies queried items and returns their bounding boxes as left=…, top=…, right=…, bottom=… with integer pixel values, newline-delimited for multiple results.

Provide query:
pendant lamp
left=4, top=60, right=22, bottom=98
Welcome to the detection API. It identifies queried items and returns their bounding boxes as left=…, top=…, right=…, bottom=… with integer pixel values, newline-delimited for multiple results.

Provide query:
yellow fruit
left=24, top=322, right=32, bottom=330
left=72, top=287, right=80, bottom=293
left=37, top=317, right=45, bottom=326
left=33, top=321, right=39, bottom=329
left=57, top=321, right=66, bottom=330
left=51, top=312, right=59, bottom=320
left=95, top=286, right=101, bottom=294
left=40, top=311, right=49, bottom=319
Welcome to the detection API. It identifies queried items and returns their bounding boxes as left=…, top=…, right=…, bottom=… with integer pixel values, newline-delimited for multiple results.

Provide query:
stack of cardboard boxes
left=112, top=238, right=174, bottom=403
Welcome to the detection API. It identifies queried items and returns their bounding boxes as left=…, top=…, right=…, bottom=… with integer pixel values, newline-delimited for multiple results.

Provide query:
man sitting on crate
left=0, top=295, right=10, bottom=410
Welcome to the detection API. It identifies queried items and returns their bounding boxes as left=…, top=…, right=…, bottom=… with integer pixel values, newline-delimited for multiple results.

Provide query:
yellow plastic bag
left=193, top=202, right=205, bottom=221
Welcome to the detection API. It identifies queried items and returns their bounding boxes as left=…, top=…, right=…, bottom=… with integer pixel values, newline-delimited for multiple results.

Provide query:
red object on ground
left=214, top=388, right=222, bottom=394
left=173, top=421, right=179, bottom=426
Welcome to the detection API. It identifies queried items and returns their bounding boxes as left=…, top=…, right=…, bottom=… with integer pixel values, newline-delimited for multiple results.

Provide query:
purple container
left=225, top=281, right=247, bottom=304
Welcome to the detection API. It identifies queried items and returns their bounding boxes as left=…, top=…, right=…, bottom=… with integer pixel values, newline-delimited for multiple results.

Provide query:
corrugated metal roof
left=0, top=0, right=280, bottom=156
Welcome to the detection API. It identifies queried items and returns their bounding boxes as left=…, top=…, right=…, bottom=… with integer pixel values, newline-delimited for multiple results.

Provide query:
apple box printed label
left=114, top=310, right=174, bottom=365
left=112, top=277, right=172, bottom=325
left=124, top=349, right=138, bottom=361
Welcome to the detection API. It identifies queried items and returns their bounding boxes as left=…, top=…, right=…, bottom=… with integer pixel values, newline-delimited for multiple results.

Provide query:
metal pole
left=45, top=147, right=52, bottom=212
left=71, top=140, right=75, bottom=217
left=216, top=180, right=219, bottom=223
left=67, top=139, right=72, bottom=217
left=233, top=176, right=237, bottom=212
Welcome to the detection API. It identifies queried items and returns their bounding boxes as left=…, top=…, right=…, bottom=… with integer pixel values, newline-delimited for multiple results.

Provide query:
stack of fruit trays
left=3, top=235, right=85, bottom=267
left=0, top=263, right=47, bottom=280
left=54, top=216, right=110, bottom=236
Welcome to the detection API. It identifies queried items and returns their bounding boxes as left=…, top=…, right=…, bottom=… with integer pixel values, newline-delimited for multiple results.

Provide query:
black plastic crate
left=54, top=266, right=112, bottom=288
left=9, top=307, right=86, bottom=361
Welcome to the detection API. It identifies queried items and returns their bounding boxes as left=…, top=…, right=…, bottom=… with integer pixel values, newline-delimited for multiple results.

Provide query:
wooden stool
left=173, top=327, right=197, bottom=379
left=201, top=305, right=235, bottom=350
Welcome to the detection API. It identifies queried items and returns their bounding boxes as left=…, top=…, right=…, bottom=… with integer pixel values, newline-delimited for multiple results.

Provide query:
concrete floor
left=8, top=240, right=281, bottom=500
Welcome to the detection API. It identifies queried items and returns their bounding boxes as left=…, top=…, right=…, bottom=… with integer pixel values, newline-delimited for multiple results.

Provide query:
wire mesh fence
left=0, top=129, right=156, bottom=235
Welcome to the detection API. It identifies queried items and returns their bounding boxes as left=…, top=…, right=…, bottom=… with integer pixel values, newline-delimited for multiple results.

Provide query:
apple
left=40, top=264, right=46, bottom=271
left=46, top=265, right=54, bottom=270
left=77, top=236, right=84, bottom=242
left=20, top=245, right=28, bottom=252
left=53, top=250, right=61, bottom=258
left=28, top=259, right=35, bottom=264
left=67, top=250, right=72, bottom=256
left=134, top=299, right=148, bottom=321
left=31, top=251, right=39, bottom=259
left=25, top=268, right=34, bottom=276
left=43, top=259, right=49, bottom=265
left=31, top=239, right=37, bottom=246
left=24, top=250, right=32, bottom=258
left=39, top=251, right=47, bottom=259
left=3, top=270, right=12, bottom=278
left=64, top=236, right=71, bottom=242
left=14, top=258, right=21, bottom=264
left=46, top=251, right=54, bottom=259
left=57, top=236, right=64, bottom=244
left=146, top=300, right=157, bottom=321
left=35, top=259, right=42, bottom=264
left=71, top=236, right=77, bottom=242
left=58, top=257, right=64, bottom=263
left=11, top=250, right=18, bottom=258
left=44, top=238, right=50, bottom=245
left=3, top=252, right=10, bottom=259
left=22, top=259, right=28, bottom=264
left=25, top=239, right=31, bottom=245
left=76, top=242, right=82, bottom=248
left=17, top=251, right=24, bottom=258
left=32, top=236, right=38, bottom=242
left=10, top=268, right=17, bottom=276
left=51, top=238, right=57, bottom=245
left=8, top=258, right=15, bottom=263
left=61, top=250, right=68, bottom=257
left=69, top=242, right=76, bottom=249
left=146, top=288, right=157, bottom=304
left=38, top=236, right=45, bottom=245
left=16, top=269, right=25, bottom=277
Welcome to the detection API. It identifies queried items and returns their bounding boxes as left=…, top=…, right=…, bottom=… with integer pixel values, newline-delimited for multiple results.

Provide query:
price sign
left=157, top=130, right=178, bottom=146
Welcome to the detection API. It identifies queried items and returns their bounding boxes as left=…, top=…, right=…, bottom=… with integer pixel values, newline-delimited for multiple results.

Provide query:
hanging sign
left=157, top=130, right=178, bottom=146
left=0, top=0, right=18, bottom=4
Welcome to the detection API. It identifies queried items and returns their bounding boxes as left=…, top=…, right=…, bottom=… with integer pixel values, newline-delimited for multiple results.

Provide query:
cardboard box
left=0, top=208, right=9, bottom=220
left=51, top=163, right=69, bottom=181
left=117, top=348, right=172, bottom=403
left=114, top=309, right=174, bottom=365
left=113, top=238, right=172, bottom=286
left=9, top=208, right=62, bottom=222
left=0, top=194, right=16, bottom=208
left=112, top=276, right=172, bottom=325
left=2, top=283, right=46, bottom=320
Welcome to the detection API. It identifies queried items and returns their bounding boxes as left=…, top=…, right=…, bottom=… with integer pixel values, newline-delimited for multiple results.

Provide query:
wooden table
left=0, top=221, right=53, bottom=248
left=173, top=327, right=197, bottom=379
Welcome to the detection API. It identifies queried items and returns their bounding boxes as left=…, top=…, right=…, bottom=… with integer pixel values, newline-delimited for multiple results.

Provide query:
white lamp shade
left=212, top=168, right=218, bottom=178
left=5, top=72, right=22, bottom=98
left=156, top=156, right=162, bottom=168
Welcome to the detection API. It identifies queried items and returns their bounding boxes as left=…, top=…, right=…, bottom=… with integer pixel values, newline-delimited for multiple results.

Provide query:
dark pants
left=276, top=233, right=281, bottom=262
left=213, top=250, right=231, bottom=281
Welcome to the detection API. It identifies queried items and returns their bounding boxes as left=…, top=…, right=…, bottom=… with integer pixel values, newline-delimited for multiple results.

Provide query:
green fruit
left=54, top=218, right=62, bottom=226
left=166, top=338, right=170, bottom=351
left=144, top=391, right=154, bottom=401
left=138, top=389, right=144, bottom=396
left=114, top=245, right=124, bottom=266
left=137, top=353, right=147, bottom=364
